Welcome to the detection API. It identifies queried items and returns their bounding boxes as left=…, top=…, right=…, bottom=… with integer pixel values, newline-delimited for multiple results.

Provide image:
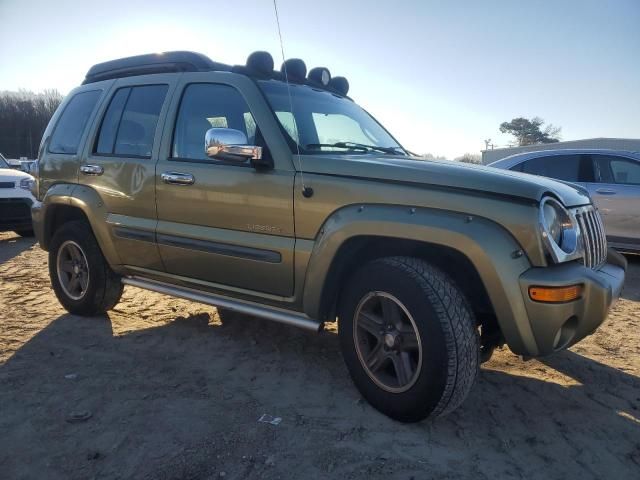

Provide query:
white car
left=0, top=153, right=36, bottom=236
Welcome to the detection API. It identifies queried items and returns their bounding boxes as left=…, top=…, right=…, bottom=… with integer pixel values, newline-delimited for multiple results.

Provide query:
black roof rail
left=82, top=51, right=230, bottom=84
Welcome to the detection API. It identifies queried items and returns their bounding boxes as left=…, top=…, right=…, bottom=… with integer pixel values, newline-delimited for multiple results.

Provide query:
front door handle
left=595, top=188, right=617, bottom=195
left=80, top=164, right=104, bottom=176
left=161, top=172, right=195, bottom=186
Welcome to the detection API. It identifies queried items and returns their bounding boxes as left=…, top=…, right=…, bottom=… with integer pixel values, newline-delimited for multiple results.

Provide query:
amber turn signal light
left=529, top=285, right=583, bottom=303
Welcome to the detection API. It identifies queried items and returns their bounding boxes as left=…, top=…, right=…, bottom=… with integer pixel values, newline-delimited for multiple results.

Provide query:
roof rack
left=82, top=51, right=230, bottom=84
left=81, top=50, right=350, bottom=96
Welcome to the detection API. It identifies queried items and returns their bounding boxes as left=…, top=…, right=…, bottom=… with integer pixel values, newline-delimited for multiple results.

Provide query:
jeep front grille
left=573, top=205, right=607, bottom=269
left=0, top=181, right=15, bottom=189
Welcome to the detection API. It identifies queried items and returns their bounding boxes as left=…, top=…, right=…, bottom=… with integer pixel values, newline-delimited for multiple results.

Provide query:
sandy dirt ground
left=0, top=231, right=638, bottom=480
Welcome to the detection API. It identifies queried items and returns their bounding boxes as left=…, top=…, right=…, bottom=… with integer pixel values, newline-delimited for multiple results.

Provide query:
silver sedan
left=490, top=149, right=640, bottom=253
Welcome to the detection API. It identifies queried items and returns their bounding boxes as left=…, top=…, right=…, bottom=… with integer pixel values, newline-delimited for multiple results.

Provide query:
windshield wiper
left=305, top=142, right=403, bottom=155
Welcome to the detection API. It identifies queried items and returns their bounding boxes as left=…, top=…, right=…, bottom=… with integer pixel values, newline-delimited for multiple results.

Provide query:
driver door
left=154, top=76, right=295, bottom=297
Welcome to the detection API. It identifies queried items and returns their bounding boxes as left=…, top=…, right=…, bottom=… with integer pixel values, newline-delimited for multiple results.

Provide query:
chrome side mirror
left=205, top=128, right=262, bottom=163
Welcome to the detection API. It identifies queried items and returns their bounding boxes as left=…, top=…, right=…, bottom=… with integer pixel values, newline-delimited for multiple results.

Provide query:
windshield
left=258, top=80, right=405, bottom=155
left=0, top=153, right=8, bottom=168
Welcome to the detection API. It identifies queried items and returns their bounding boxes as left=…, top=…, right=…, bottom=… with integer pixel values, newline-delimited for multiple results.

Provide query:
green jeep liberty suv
left=31, top=51, right=626, bottom=422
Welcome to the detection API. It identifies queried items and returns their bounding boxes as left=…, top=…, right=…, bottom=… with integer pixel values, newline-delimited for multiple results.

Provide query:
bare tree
left=418, top=153, right=449, bottom=161
left=455, top=153, right=482, bottom=164
left=0, top=89, right=63, bottom=159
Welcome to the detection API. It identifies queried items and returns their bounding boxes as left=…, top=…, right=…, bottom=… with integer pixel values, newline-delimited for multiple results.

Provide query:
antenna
left=272, top=0, right=313, bottom=198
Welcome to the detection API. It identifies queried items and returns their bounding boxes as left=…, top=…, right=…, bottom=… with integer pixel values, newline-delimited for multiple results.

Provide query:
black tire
left=49, top=220, right=123, bottom=315
left=14, top=228, right=34, bottom=237
left=338, top=256, right=479, bottom=422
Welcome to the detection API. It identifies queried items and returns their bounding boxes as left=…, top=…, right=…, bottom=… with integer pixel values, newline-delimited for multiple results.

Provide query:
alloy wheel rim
left=353, top=291, right=422, bottom=393
left=56, top=240, right=90, bottom=300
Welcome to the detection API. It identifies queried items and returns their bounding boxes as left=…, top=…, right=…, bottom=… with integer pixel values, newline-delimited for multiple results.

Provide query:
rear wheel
left=338, top=256, right=479, bottom=422
left=49, top=221, right=123, bottom=315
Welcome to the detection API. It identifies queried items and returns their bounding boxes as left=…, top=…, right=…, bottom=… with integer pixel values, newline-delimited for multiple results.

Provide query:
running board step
left=122, top=276, right=322, bottom=332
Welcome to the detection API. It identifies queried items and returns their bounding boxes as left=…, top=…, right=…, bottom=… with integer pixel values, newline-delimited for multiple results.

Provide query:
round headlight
left=539, top=197, right=579, bottom=261
left=542, top=201, right=562, bottom=244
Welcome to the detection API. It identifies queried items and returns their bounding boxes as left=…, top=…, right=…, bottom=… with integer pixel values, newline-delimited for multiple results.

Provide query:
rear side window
left=594, top=155, right=640, bottom=185
left=95, top=89, right=129, bottom=154
left=172, top=83, right=257, bottom=161
left=520, top=154, right=593, bottom=182
left=95, top=85, right=168, bottom=158
left=49, top=90, right=101, bottom=154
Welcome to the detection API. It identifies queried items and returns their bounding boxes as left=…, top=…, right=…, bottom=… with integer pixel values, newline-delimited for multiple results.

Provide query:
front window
left=258, top=80, right=405, bottom=155
left=0, top=153, right=8, bottom=168
left=172, top=83, right=258, bottom=161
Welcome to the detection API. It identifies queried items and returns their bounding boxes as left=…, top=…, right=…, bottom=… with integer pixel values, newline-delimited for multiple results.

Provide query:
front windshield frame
left=256, top=80, right=407, bottom=156
left=0, top=153, right=9, bottom=168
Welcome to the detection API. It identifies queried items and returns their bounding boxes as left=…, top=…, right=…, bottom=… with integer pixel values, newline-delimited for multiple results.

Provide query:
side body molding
left=301, top=204, right=539, bottom=356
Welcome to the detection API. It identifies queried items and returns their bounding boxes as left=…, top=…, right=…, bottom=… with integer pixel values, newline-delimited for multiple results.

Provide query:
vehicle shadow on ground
left=622, top=253, right=640, bottom=301
left=540, top=349, right=639, bottom=395
left=1, top=311, right=638, bottom=479
left=0, top=233, right=37, bottom=263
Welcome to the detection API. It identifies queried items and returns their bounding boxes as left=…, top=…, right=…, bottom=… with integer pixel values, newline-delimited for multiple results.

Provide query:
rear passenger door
left=80, top=76, right=176, bottom=270
left=587, top=154, right=640, bottom=247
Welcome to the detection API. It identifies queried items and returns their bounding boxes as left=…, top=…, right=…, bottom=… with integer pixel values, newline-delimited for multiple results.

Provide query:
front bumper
left=0, top=197, right=34, bottom=231
left=516, top=248, right=626, bottom=357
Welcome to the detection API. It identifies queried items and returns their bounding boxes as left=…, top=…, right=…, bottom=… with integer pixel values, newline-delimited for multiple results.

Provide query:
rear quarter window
left=610, top=159, right=640, bottom=185
left=593, top=154, right=640, bottom=185
left=49, top=90, right=102, bottom=154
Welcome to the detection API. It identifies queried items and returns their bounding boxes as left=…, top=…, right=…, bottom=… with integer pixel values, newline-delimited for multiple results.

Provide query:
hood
left=300, top=155, right=591, bottom=207
left=0, top=168, right=34, bottom=183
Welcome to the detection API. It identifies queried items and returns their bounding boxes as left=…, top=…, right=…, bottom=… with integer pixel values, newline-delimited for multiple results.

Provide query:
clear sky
left=1, top=0, right=638, bottom=158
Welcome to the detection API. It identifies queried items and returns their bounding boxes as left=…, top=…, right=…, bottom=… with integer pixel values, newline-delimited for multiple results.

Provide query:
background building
left=481, top=138, right=640, bottom=164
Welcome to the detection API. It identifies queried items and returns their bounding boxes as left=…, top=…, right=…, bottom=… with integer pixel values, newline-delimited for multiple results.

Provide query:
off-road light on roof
left=246, top=51, right=274, bottom=76
left=281, top=58, right=307, bottom=82
left=329, top=76, right=349, bottom=96
left=308, top=67, right=331, bottom=86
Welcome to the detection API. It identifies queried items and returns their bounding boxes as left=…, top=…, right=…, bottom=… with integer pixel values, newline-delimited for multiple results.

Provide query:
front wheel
left=338, top=256, right=479, bottom=422
left=49, top=221, right=123, bottom=315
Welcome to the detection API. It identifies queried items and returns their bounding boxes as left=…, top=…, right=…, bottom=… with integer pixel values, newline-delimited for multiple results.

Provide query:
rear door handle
left=595, top=188, right=617, bottom=195
left=161, top=172, right=195, bottom=186
left=80, top=164, right=104, bottom=176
